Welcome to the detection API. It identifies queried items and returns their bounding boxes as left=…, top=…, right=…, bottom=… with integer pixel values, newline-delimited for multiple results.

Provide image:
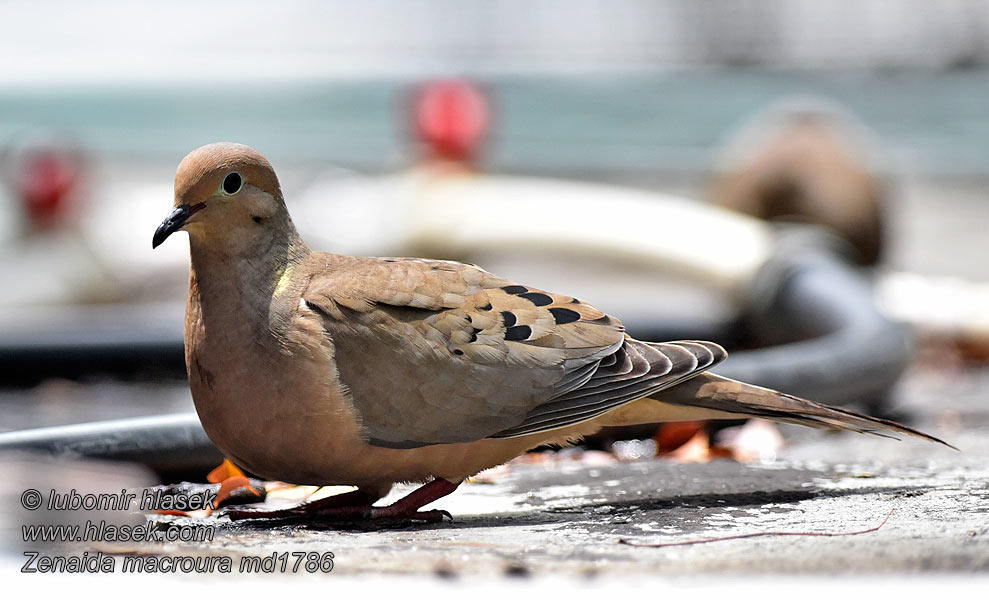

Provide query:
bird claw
left=361, top=507, right=454, bottom=522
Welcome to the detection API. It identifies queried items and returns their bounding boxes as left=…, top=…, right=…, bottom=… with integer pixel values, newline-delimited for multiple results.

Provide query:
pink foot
left=227, top=478, right=460, bottom=523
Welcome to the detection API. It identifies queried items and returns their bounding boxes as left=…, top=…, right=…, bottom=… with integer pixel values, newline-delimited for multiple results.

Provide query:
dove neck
left=188, top=224, right=311, bottom=316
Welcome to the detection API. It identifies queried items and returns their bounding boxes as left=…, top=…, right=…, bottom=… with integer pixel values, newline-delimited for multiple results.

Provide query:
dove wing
left=302, top=254, right=725, bottom=448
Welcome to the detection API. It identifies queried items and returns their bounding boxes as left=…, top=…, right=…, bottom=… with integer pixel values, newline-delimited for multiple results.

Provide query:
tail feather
left=651, top=372, right=957, bottom=450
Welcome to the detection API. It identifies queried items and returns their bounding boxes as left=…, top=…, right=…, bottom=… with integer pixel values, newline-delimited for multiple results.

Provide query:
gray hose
left=714, top=227, right=912, bottom=406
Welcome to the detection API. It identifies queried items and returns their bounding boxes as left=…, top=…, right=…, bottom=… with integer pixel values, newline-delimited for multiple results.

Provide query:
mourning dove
left=153, top=143, right=949, bottom=522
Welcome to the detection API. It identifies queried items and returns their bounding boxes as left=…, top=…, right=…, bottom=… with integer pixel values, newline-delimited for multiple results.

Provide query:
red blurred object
left=654, top=420, right=707, bottom=454
left=19, top=149, right=80, bottom=226
left=3, top=139, right=84, bottom=229
left=412, top=79, right=491, bottom=163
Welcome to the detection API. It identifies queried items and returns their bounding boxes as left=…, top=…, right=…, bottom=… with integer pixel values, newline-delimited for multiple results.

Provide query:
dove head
left=153, top=142, right=298, bottom=256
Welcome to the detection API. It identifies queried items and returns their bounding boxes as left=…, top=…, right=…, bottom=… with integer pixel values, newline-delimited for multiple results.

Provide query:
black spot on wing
left=452, top=349, right=464, bottom=355
left=519, top=292, right=553, bottom=306
left=478, top=302, right=493, bottom=311
left=505, top=325, right=532, bottom=341
left=501, top=311, right=517, bottom=327
left=468, top=327, right=482, bottom=343
left=549, top=307, right=581, bottom=324
left=501, top=285, right=528, bottom=295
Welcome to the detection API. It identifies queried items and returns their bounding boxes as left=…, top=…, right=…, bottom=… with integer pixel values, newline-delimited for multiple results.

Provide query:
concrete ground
left=126, top=363, right=988, bottom=577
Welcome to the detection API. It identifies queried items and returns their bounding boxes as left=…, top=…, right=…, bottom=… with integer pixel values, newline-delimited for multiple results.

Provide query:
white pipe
left=395, top=172, right=774, bottom=298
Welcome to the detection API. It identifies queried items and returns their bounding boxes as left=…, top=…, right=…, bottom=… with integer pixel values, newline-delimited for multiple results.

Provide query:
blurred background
left=1, top=0, right=987, bottom=463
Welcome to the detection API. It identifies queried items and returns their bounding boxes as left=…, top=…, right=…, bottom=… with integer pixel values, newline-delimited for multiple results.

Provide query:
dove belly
left=188, top=365, right=593, bottom=485
left=184, top=323, right=598, bottom=485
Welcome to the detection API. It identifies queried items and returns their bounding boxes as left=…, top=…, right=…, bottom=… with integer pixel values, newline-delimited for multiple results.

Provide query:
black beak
left=152, top=202, right=206, bottom=248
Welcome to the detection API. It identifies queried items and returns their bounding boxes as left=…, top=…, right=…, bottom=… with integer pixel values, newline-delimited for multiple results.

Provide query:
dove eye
left=221, top=172, right=243, bottom=195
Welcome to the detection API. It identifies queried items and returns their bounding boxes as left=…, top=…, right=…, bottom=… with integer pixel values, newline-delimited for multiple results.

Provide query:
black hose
left=0, top=414, right=222, bottom=480
left=0, top=304, right=186, bottom=384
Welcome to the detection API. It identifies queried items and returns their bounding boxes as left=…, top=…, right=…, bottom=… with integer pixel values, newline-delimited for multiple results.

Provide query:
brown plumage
left=153, top=143, right=950, bottom=521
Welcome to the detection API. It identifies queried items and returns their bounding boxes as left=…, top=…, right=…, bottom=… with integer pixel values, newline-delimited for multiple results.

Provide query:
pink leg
left=365, top=478, right=460, bottom=521
left=228, top=478, right=461, bottom=523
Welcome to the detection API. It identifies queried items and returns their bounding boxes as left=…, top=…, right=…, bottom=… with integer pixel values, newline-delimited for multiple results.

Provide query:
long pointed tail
left=648, top=372, right=956, bottom=449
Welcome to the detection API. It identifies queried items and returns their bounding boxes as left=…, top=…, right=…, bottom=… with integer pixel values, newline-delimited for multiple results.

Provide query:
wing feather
left=302, top=253, right=724, bottom=447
